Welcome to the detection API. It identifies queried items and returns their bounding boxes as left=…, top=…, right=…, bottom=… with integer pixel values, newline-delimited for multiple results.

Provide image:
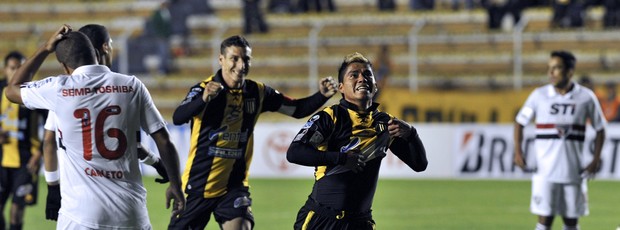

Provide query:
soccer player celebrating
left=4, top=25, right=185, bottom=229
left=169, top=35, right=337, bottom=229
left=514, top=50, right=606, bottom=230
left=286, top=52, right=428, bottom=230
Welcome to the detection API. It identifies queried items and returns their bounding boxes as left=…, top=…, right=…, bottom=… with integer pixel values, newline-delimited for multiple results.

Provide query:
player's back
left=34, top=65, right=154, bottom=228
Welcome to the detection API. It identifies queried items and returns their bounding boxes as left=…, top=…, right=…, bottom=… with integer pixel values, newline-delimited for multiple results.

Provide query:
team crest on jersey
left=302, top=115, right=321, bottom=129
left=556, top=124, right=571, bottom=138
left=244, top=98, right=256, bottom=114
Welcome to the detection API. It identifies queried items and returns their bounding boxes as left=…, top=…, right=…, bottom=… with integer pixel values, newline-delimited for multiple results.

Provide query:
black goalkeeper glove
left=46, top=184, right=61, bottom=221
left=152, top=160, right=169, bottom=184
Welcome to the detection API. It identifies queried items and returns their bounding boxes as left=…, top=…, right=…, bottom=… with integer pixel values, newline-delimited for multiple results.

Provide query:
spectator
left=243, top=0, right=270, bottom=34
left=603, top=0, right=620, bottom=28
left=410, top=0, right=435, bottom=10
left=481, top=0, right=525, bottom=29
left=378, top=0, right=397, bottom=11
left=269, top=0, right=293, bottom=13
left=551, top=0, right=587, bottom=28
left=600, top=81, right=620, bottom=122
left=150, top=1, right=174, bottom=74
left=298, top=0, right=337, bottom=12
left=373, top=44, right=393, bottom=102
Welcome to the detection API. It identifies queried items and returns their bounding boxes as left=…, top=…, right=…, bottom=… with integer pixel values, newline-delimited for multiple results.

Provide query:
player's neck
left=554, top=82, right=574, bottom=95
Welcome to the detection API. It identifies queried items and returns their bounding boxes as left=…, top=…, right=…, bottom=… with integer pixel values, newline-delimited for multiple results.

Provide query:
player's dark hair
left=220, top=35, right=250, bottom=55
left=550, top=50, right=576, bottom=71
left=78, top=24, right=109, bottom=51
left=55, top=31, right=98, bottom=69
left=337, top=52, right=372, bottom=83
left=4, top=51, right=25, bottom=67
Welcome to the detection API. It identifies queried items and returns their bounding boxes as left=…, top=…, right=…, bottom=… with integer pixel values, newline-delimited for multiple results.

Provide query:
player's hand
left=513, top=152, right=527, bottom=170
left=582, top=158, right=601, bottom=179
left=152, top=160, right=170, bottom=184
left=319, top=76, right=338, bottom=97
left=166, top=185, right=186, bottom=218
left=343, top=150, right=366, bottom=173
left=26, top=156, right=41, bottom=175
left=45, top=24, right=72, bottom=53
left=45, top=184, right=61, bottom=221
left=387, top=118, right=413, bottom=139
left=202, top=81, right=224, bottom=102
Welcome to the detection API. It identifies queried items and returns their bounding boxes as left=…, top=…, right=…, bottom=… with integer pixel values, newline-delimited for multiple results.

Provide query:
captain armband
left=44, top=170, right=60, bottom=183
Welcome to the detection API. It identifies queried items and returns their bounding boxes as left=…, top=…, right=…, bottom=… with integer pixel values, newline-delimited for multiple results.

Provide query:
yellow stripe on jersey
left=315, top=106, right=335, bottom=181
left=181, top=77, right=212, bottom=193
left=1, top=91, right=20, bottom=168
left=204, top=156, right=235, bottom=197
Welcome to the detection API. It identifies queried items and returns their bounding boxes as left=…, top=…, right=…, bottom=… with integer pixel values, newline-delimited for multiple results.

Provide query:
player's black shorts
left=168, top=187, right=254, bottom=229
left=294, top=198, right=375, bottom=230
left=0, top=167, right=38, bottom=207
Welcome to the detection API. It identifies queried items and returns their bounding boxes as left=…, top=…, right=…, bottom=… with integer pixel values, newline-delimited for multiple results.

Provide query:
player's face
left=547, top=56, right=572, bottom=89
left=4, top=58, right=22, bottom=80
left=339, top=62, right=376, bottom=106
left=219, top=45, right=251, bottom=88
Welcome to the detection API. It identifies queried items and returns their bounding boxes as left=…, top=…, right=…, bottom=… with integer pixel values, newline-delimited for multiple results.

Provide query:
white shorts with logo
left=530, top=175, right=589, bottom=218
left=57, top=213, right=153, bottom=230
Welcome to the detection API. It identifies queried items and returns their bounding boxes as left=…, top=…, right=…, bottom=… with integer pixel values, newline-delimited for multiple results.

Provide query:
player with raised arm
left=168, top=35, right=337, bottom=230
left=514, top=50, right=606, bottom=230
left=42, top=24, right=170, bottom=221
left=286, top=52, right=428, bottom=230
left=4, top=25, right=185, bottom=229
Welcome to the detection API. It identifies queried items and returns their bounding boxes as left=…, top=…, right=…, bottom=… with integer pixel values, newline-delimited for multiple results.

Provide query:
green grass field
left=7, top=178, right=620, bottom=229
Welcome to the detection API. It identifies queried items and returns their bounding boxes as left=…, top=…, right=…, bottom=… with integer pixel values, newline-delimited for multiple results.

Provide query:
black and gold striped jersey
left=0, top=80, right=42, bottom=168
left=288, top=99, right=427, bottom=213
left=173, top=70, right=330, bottom=198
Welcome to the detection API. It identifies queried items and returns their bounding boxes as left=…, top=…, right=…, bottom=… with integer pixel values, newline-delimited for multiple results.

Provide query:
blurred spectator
left=378, top=0, right=397, bottom=11
left=551, top=0, right=587, bottom=28
left=373, top=44, right=393, bottom=101
left=482, top=0, right=508, bottom=29
left=602, top=0, right=620, bottom=28
left=298, top=0, right=337, bottom=12
left=481, top=0, right=524, bottom=30
left=450, top=0, right=476, bottom=10
left=410, top=0, right=435, bottom=10
left=269, top=0, right=293, bottom=13
left=243, top=0, right=270, bottom=34
left=600, top=81, right=620, bottom=122
left=578, top=74, right=594, bottom=91
left=150, top=1, right=173, bottom=74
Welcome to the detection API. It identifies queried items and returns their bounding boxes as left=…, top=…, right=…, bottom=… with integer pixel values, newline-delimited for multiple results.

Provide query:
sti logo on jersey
left=550, top=103, right=576, bottom=115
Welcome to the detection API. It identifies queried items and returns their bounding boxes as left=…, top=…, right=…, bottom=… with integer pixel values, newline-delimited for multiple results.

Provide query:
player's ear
left=338, top=82, right=344, bottom=94
left=61, top=63, right=71, bottom=75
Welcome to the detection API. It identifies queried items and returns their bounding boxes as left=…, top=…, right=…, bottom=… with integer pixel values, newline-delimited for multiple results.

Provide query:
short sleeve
left=516, top=90, right=537, bottom=125
left=137, top=81, right=167, bottom=134
left=20, top=77, right=58, bottom=111
left=44, top=111, right=57, bottom=131
left=587, top=91, right=607, bottom=131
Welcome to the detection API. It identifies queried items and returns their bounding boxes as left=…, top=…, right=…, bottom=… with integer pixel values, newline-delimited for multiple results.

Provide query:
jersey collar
left=546, top=81, right=579, bottom=97
left=72, top=65, right=111, bottom=75
left=339, top=98, right=380, bottom=113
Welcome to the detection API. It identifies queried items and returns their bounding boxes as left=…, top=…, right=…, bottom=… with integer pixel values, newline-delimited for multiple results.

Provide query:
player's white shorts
left=530, top=175, right=589, bottom=218
left=58, top=213, right=153, bottom=230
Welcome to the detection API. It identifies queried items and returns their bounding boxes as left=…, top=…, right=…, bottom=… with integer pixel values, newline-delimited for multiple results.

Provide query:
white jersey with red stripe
left=516, top=83, right=606, bottom=183
left=20, top=65, right=165, bottom=229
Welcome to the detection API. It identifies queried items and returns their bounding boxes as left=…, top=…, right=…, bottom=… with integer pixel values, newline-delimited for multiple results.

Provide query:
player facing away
left=514, top=50, right=606, bottom=230
left=286, top=52, right=428, bottom=230
left=4, top=25, right=185, bottom=229
left=0, top=51, right=43, bottom=230
left=169, top=35, right=338, bottom=230
left=41, top=24, right=170, bottom=221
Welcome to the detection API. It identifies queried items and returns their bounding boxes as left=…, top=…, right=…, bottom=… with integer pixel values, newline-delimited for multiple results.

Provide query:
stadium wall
left=140, top=123, right=620, bottom=180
